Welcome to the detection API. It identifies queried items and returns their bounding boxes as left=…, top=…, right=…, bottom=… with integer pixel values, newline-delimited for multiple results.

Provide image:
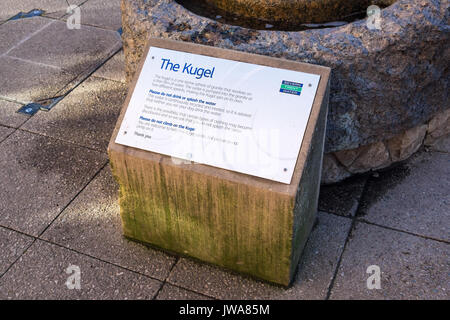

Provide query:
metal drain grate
left=9, top=9, right=44, bottom=21
left=39, top=96, right=64, bottom=111
left=17, top=96, right=64, bottom=115
left=17, top=103, right=41, bottom=115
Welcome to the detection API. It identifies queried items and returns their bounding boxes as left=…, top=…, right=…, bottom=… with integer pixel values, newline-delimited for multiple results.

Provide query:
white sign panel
left=116, top=47, right=320, bottom=184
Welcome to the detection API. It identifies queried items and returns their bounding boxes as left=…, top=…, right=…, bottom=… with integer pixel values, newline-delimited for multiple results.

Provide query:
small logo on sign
left=280, top=81, right=303, bottom=96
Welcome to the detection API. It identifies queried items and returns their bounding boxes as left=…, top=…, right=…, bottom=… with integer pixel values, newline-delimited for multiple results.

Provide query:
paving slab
left=156, top=284, right=212, bottom=300
left=0, top=0, right=84, bottom=21
left=0, top=130, right=107, bottom=236
left=22, top=76, right=127, bottom=151
left=0, top=56, right=78, bottom=104
left=42, top=165, right=177, bottom=281
left=0, top=100, right=28, bottom=128
left=167, top=212, right=351, bottom=299
left=318, top=175, right=367, bottom=217
left=0, top=126, right=15, bottom=142
left=93, top=50, right=126, bottom=83
left=74, top=0, right=122, bottom=30
left=8, top=19, right=121, bottom=76
left=0, top=16, right=51, bottom=55
left=0, top=226, right=34, bottom=275
left=0, top=240, right=162, bottom=299
left=358, top=151, right=450, bottom=241
left=330, top=222, right=449, bottom=299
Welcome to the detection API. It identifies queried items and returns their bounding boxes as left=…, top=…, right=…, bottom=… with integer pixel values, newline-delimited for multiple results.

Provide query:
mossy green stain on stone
left=114, top=160, right=295, bottom=283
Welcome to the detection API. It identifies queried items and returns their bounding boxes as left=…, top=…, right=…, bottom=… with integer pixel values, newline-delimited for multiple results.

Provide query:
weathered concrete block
left=108, top=38, right=330, bottom=286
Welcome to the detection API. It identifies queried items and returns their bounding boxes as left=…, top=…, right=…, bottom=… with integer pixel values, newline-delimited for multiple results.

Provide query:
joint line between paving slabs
left=429, top=148, right=450, bottom=155
left=13, top=43, right=122, bottom=152
left=0, top=96, right=26, bottom=106
left=0, top=159, right=108, bottom=279
left=0, top=126, right=18, bottom=145
left=356, top=219, right=450, bottom=245
left=324, top=177, right=370, bottom=299
left=9, top=51, right=122, bottom=144
left=321, top=210, right=353, bottom=220
left=37, top=237, right=168, bottom=283
left=49, top=45, right=123, bottom=108
left=38, top=238, right=217, bottom=299
left=5, top=55, right=63, bottom=70
left=0, top=225, right=38, bottom=280
left=0, top=239, right=37, bottom=280
left=0, top=222, right=191, bottom=295
left=2, top=19, right=53, bottom=57
left=157, top=281, right=217, bottom=300
left=37, top=161, right=109, bottom=238
left=152, top=256, right=181, bottom=300
left=0, top=219, right=175, bottom=290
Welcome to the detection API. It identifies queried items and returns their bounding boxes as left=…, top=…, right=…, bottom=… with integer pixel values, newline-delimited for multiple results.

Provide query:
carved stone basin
left=198, top=0, right=396, bottom=24
left=121, top=0, right=449, bottom=183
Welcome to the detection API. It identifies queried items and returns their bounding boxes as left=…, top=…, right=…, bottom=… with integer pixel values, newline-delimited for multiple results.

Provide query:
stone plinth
left=109, top=38, right=331, bottom=286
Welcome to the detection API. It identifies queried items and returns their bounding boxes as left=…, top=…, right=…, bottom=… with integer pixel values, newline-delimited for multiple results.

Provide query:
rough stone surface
left=335, top=141, right=390, bottom=173
left=322, top=107, right=450, bottom=183
left=0, top=130, right=107, bottom=236
left=0, top=240, right=162, bottom=299
left=387, top=125, right=427, bottom=162
left=359, top=151, right=450, bottom=241
left=167, top=212, right=351, bottom=299
left=121, top=0, right=449, bottom=156
left=427, top=134, right=450, bottom=153
left=330, top=222, right=449, bottom=299
left=425, top=108, right=450, bottom=146
left=42, top=166, right=177, bottom=281
left=320, top=153, right=351, bottom=184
